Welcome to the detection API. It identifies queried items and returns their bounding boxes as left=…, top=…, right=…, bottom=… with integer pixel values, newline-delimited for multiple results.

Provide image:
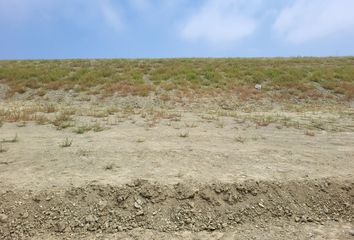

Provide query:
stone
left=54, top=222, right=66, bottom=233
left=85, top=215, right=96, bottom=223
left=22, top=212, right=29, bottom=219
left=134, top=202, right=142, bottom=209
left=0, top=213, right=8, bottom=223
left=136, top=210, right=144, bottom=216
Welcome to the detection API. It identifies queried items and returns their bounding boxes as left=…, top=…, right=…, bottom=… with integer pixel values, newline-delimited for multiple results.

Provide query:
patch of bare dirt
left=0, top=179, right=353, bottom=239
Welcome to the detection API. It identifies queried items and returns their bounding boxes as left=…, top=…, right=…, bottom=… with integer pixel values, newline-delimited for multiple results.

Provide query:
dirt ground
left=0, top=90, right=354, bottom=239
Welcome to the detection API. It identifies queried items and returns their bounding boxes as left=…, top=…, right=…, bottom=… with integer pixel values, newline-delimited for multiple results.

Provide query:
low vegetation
left=60, top=137, right=73, bottom=148
left=0, top=57, right=354, bottom=100
left=2, top=134, right=19, bottom=143
left=0, top=143, right=7, bottom=153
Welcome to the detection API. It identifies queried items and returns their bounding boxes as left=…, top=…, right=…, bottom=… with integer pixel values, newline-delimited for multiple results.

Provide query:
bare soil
left=0, top=88, right=354, bottom=239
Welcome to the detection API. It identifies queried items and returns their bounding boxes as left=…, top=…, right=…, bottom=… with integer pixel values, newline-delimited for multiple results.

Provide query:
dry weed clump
left=179, top=130, right=189, bottom=138
left=52, top=111, right=74, bottom=129
left=305, top=130, right=316, bottom=137
left=2, top=133, right=19, bottom=143
left=73, top=123, right=104, bottom=134
left=60, top=137, right=73, bottom=148
left=0, top=143, right=7, bottom=153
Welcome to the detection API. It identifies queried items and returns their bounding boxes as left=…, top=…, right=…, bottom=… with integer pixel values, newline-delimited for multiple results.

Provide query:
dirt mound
left=0, top=178, right=353, bottom=239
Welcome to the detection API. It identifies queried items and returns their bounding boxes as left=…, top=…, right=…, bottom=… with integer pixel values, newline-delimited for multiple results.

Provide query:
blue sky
left=1, top=0, right=354, bottom=59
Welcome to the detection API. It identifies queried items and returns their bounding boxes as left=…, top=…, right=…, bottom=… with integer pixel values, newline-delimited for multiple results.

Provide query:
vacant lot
left=0, top=58, right=353, bottom=239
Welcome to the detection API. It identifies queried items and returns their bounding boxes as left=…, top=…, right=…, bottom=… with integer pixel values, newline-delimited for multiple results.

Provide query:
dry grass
left=60, top=137, right=73, bottom=148
left=0, top=143, right=7, bottom=153
left=52, top=111, right=74, bottom=130
left=1, top=57, right=354, bottom=100
left=305, top=130, right=316, bottom=137
left=179, top=130, right=189, bottom=138
left=2, top=133, right=19, bottom=143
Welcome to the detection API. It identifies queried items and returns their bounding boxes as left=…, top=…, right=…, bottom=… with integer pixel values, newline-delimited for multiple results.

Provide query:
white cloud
left=273, top=0, right=354, bottom=43
left=179, top=0, right=262, bottom=45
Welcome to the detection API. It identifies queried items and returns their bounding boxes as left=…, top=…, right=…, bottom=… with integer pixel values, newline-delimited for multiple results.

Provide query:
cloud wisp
left=179, top=0, right=263, bottom=46
left=273, top=0, right=354, bottom=43
left=99, top=0, right=125, bottom=32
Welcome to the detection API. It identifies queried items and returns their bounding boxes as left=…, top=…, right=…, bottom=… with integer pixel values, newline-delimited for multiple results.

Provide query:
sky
left=0, top=0, right=354, bottom=59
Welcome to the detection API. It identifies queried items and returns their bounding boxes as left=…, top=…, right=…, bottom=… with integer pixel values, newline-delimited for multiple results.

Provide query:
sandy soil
left=1, top=91, right=354, bottom=239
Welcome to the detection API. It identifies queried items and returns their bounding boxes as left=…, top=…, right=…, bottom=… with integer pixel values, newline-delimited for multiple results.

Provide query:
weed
left=215, top=121, right=225, bottom=128
left=73, top=125, right=92, bottom=134
left=60, top=137, right=73, bottom=148
left=179, top=130, right=189, bottom=138
left=104, top=164, right=114, bottom=170
left=43, top=104, right=57, bottom=113
left=305, top=130, right=315, bottom=137
left=185, top=122, right=197, bottom=128
left=254, top=115, right=275, bottom=127
left=52, top=112, right=73, bottom=129
left=35, top=115, right=49, bottom=125
left=36, top=88, right=47, bottom=97
left=136, top=137, right=145, bottom=143
left=16, top=122, right=26, bottom=127
left=0, top=143, right=7, bottom=153
left=107, top=106, right=118, bottom=115
left=92, top=123, right=104, bottom=132
left=234, top=136, right=246, bottom=143
left=2, top=134, right=19, bottom=143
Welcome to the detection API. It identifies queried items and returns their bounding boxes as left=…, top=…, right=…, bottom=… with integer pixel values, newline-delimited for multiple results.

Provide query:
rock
left=98, top=200, right=108, bottom=211
left=54, top=222, right=66, bottom=233
left=0, top=213, right=8, bottom=223
left=136, top=210, right=144, bottom=216
left=349, top=229, right=354, bottom=236
left=22, top=211, right=29, bottom=219
left=85, top=215, right=96, bottom=223
left=134, top=199, right=143, bottom=209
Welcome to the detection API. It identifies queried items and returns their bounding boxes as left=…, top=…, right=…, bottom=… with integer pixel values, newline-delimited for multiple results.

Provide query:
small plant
left=43, top=104, right=57, bottom=113
left=179, top=130, right=189, bottom=138
left=16, top=122, right=26, bottom=127
left=215, top=121, right=225, bottom=128
left=60, top=137, right=73, bottom=148
left=73, top=125, right=92, bottom=134
left=136, top=137, right=145, bottom=143
left=254, top=116, right=274, bottom=127
left=107, top=106, right=118, bottom=115
left=92, top=123, right=104, bottom=132
left=234, top=136, right=246, bottom=143
left=185, top=122, right=197, bottom=128
left=35, top=115, right=49, bottom=125
left=305, top=130, right=315, bottom=137
left=52, top=112, right=73, bottom=130
left=36, top=88, right=47, bottom=97
left=2, top=134, right=19, bottom=143
left=0, top=143, right=7, bottom=153
left=104, top=164, right=114, bottom=170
